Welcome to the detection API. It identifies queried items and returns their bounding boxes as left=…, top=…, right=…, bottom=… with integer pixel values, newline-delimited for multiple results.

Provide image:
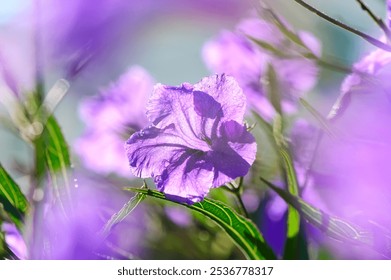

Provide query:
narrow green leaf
left=0, top=165, right=28, bottom=229
left=247, top=36, right=291, bottom=58
left=264, top=8, right=307, bottom=49
left=272, top=114, right=286, bottom=148
left=269, top=109, right=302, bottom=259
left=43, top=116, right=71, bottom=172
left=266, top=65, right=282, bottom=115
left=40, top=79, right=70, bottom=119
left=278, top=148, right=301, bottom=259
left=126, top=188, right=276, bottom=260
left=251, top=111, right=273, bottom=138
left=0, top=229, right=18, bottom=260
left=251, top=110, right=280, bottom=158
left=42, top=116, right=72, bottom=210
left=101, top=192, right=146, bottom=238
left=262, top=178, right=391, bottom=258
left=32, top=115, right=73, bottom=212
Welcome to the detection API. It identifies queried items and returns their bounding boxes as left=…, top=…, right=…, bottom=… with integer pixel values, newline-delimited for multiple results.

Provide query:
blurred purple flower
left=126, top=74, right=256, bottom=203
left=312, top=42, right=391, bottom=258
left=203, top=17, right=320, bottom=119
left=30, top=176, right=148, bottom=260
left=75, top=66, right=152, bottom=177
left=2, top=223, right=27, bottom=259
left=165, top=207, right=192, bottom=227
left=260, top=119, right=327, bottom=256
left=0, top=1, right=153, bottom=95
left=0, top=0, right=251, bottom=96
left=39, top=0, right=155, bottom=79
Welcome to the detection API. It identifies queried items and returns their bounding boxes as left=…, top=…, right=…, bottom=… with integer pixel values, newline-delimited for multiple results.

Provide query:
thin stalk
left=235, top=193, right=249, bottom=218
left=316, top=57, right=353, bottom=74
left=223, top=178, right=249, bottom=218
left=293, top=0, right=391, bottom=52
left=355, top=0, right=391, bottom=42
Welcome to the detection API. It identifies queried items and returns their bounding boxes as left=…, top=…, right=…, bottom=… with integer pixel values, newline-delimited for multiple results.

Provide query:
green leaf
left=269, top=109, right=302, bottom=259
left=266, top=65, right=282, bottom=115
left=0, top=165, right=28, bottom=230
left=278, top=148, right=302, bottom=259
left=264, top=8, right=307, bottom=49
left=126, top=188, right=276, bottom=260
left=42, top=116, right=72, bottom=210
left=43, top=116, right=71, bottom=172
left=32, top=115, right=73, bottom=212
left=101, top=192, right=146, bottom=238
left=261, top=178, right=391, bottom=258
left=0, top=229, right=18, bottom=260
left=247, top=36, right=291, bottom=58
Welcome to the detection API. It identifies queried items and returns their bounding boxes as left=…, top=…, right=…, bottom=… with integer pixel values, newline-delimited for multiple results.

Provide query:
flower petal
left=208, top=120, right=257, bottom=186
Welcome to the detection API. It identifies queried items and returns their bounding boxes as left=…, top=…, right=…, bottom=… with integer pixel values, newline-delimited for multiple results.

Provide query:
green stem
left=355, top=0, right=391, bottom=42
left=235, top=192, right=249, bottom=218
left=293, top=0, right=391, bottom=52
left=223, top=178, right=249, bottom=218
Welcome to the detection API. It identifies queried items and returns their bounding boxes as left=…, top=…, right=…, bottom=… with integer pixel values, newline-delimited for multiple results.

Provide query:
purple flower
left=165, top=207, right=192, bottom=227
left=40, top=0, right=155, bottom=79
left=203, top=17, right=320, bottom=119
left=75, top=66, right=152, bottom=177
left=29, top=176, right=149, bottom=260
left=312, top=34, right=391, bottom=258
left=126, top=74, right=257, bottom=203
left=2, top=223, right=27, bottom=259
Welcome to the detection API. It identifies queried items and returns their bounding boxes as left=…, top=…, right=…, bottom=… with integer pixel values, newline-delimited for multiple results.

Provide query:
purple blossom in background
left=165, top=207, right=192, bottom=227
left=126, top=74, right=256, bottom=203
left=30, top=176, right=148, bottom=260
left=0, top=0, right=149, bottom=94
left=203, top=16, right=320, bottom=119
left=2, top=223, right=27, bottom=259
left=39, top=0, right=155, bottom=79
left=261, top=119, right=326, bottom=256
left=311, top=39, right=391, bottom=258
left=0, top=0, right=251, bottom=96
left=76, top=66, right=152, bottom=177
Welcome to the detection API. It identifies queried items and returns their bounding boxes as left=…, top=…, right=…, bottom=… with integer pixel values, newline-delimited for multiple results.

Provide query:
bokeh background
left=0, top=0, right=389, bottom=259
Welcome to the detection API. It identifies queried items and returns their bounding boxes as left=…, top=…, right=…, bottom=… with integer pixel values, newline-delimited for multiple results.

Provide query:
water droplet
left=31, top=121, right=44, bottom=136
left=32, top=189, right=44, bottom=202
left=74, top=184, right=79, bottom=188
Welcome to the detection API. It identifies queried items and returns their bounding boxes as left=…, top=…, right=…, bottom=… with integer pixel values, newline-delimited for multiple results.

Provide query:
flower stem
left=235, top=192, right=249, bottom=218
left=293, top=0, right=391, bottom=52
left=355, top=0, right=391, bottom=42
left=223, top=178, right=249, bottom=218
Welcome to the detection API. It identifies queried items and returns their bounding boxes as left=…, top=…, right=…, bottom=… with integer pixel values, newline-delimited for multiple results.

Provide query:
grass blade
left=0, top=165, right=28, bottom=230
left=262, top=178, right=391, bottom=258
left=101, top=192, right=146, bottom=238
left=0, top=229, right=18, bottom=260
left=266, top=65, right=282, bottom=115
left=278, top=148, right=302, bottom=259
left=126, top=187, right=276, bottom=260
